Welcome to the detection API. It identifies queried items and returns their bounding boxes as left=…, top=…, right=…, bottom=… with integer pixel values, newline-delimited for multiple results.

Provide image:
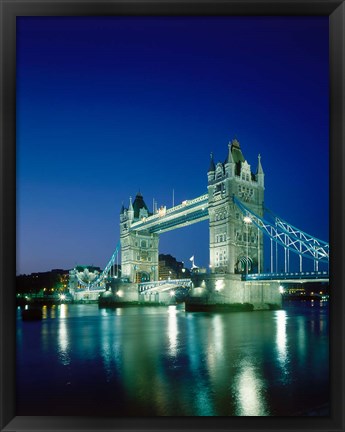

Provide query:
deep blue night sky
left=16, top=16, right=329, bottom=275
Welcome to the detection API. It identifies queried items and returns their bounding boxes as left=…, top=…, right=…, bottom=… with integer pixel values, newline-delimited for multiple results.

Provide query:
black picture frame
left=1, top=1, right=344, bottom=431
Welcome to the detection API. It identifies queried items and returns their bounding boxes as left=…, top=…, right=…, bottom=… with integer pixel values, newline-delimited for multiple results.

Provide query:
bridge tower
left=120, top=192, right=159, bottom=283
left=207, top=139, right=264, bottom=275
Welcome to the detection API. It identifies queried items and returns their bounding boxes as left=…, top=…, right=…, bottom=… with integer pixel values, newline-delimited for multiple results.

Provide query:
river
left=16, top=300, right=329, bottom=416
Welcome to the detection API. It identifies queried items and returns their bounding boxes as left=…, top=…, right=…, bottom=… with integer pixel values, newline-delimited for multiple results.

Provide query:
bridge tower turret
left=127, top=197, right=134, bottom=223
left=207, top=152, right=215, bottom=182
left=120, top=192, right=159, bottom=283
left=224, top=141, right=235, bottom=177
left=207, top=139, right=264, bottom=275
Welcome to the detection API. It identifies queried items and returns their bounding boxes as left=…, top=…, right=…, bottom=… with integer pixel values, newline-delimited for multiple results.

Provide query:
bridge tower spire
left=256, top=153, right=265, bottom=188
left=128, top=196, right=134, bottom=223
left=207, top=138, right=264, bottom=275
left=207, top=152, right=215, bottom=182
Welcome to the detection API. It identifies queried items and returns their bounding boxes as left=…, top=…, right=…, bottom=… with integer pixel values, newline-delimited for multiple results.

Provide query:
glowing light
left=234, top=363, right=268, bottom=416
left=60, top=294, right=66, bottom=301
left=58, top=319, right=70, bottom=366
left=158, top=206, right=166, bottom=217
left=167, top=305, right=178, bottom=356
left=170, top=290, right=175, bottom=297
left=279, top=285, right=284, bottom=294
left=117, top=290, right=123, bottom=297
left=276, top=310, right=288, bottom=368
left=215, top=279, right=224, bottom=291
left=60, top=303, right=67, bottom=319
left=243, top=216, right=252, bottom=224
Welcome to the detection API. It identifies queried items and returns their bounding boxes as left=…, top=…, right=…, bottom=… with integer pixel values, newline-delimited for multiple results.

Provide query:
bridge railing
left=164, top=194, right=208, bottom=215
left=242, top=271, right=329, bottom=281
left=139, top=278, right=192, bottom=293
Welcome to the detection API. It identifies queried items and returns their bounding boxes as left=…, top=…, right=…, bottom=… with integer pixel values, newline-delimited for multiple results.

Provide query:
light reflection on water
left=234, top=361, right=268, bottom=416
left=167, top=305, right=178, bottom=357
left=58, top=317, right=70, bottom=366
left=17, top=302, right=329, bottom=416
left=276, top=310, right=287, bottom=365
left=275, top=309, right=290, bottom=385
left=100, top=310, right=122, bottom=383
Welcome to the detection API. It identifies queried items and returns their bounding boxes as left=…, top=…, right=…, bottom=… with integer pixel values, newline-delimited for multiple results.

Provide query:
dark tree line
left=16, top=270, right=69, bottom=295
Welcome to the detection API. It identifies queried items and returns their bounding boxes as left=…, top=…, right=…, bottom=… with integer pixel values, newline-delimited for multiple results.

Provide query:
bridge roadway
left=74, top=272, right=328, bottom=295
left=139, top=271, right=329, bottom=294
left=138, top=278, right=192, bottom=294
left=131, top=194, right=209, bottom=233
left=242, top=270, right=329, bottom=283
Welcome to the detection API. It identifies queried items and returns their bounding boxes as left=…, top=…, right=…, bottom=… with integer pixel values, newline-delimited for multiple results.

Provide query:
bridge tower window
left=136, top=271, right=150, bottom=283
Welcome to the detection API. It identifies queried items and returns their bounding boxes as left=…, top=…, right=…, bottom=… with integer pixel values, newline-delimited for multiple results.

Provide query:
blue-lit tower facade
left=120, top=192, right=159, bottom=283
left=207, top=139, right=265, bottom=275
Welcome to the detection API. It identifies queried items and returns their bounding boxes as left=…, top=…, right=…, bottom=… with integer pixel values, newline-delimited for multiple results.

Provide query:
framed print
left=1, top=1, right=344, bottom=431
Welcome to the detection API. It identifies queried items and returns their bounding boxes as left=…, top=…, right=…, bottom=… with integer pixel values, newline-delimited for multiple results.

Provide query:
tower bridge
left=68, top=138, right=329, bottom=310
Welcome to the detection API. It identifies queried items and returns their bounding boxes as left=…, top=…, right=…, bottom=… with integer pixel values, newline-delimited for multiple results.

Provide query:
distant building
left=158, top=254, right=190, bottom=280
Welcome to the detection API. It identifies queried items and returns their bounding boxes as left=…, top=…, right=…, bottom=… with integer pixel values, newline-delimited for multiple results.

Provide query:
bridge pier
left=98, top=280, right=177, bottom=306
left=98, top=280, right=139, bottom=306
left=139, top=290, right=175, bottom=305
left=185, top=273, right=282, bottom=312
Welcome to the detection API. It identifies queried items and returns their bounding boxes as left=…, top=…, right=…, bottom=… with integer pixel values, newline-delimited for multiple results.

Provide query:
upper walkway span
left=130, top=194, right=209, bottom=234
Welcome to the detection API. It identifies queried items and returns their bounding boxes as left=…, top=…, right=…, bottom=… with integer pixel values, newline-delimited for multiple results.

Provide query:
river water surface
left=16, top=301, right=329, bottom=416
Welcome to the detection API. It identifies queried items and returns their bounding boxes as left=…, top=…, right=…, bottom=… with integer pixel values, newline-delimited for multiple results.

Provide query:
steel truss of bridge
left=233, top=196, right=329, bottom=265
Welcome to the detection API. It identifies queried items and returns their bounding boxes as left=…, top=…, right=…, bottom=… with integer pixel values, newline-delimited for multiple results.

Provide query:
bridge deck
left=139, top=278, right=192, bottom=293
left=242, top=271, right=329, bottom=283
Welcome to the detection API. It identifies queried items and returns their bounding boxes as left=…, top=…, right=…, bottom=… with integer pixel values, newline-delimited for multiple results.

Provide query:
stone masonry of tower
left=207, top=139, right=265, bottom=275
left=120, top=192, right=159, bottom=283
